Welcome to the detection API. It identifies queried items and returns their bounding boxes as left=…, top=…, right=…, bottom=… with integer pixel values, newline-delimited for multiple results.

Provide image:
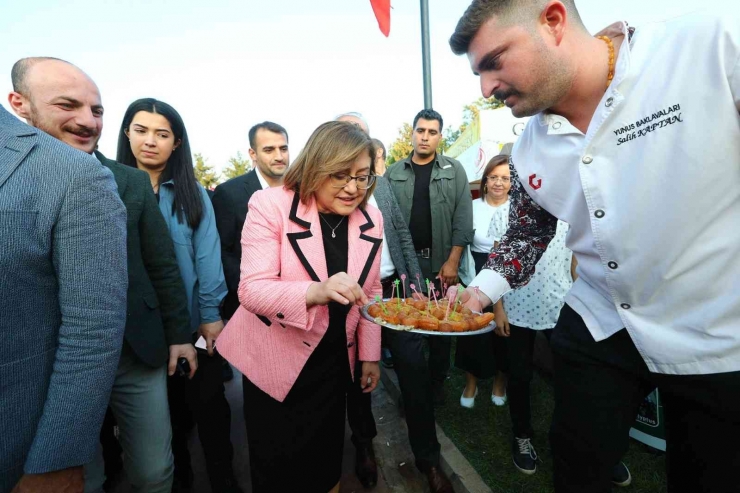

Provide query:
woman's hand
left=306, top=272, right=369, bottom=308
left=360, top=361, right=381, bottom=393
left=493, top=301, right=510, bottom=337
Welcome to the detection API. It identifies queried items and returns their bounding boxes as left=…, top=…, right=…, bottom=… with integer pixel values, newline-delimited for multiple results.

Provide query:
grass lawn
left=434, top=342, right=668, bottom=493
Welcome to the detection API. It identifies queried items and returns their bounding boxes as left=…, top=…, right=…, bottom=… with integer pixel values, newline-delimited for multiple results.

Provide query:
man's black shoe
left=612, top=462, right=632, bottom=487
left=355, top=442, right=378, bottom=488
left=512, top=437, right=538, bottom=475
left=425, top=465, right=454, bottom=493
left=432, top=381, right=446, bottom=406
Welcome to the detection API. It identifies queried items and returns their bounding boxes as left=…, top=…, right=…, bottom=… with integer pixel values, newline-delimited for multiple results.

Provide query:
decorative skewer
left=425, top=279, right=433, bottom=313
left=400, top=274, right=407, bottom=300
left=393, top=279, right=401, bottom=308
left=431, top=287, right=440, bottom=308
left=445, top=288, right=456, bottom=321
left=454, top=285, right=465, bottom=312
left=375, top=295, right=388, bottom=315
left=409, top=283, right=420, bottom=300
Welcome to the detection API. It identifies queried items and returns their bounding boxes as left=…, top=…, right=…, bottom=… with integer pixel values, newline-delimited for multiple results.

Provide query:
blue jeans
left=84, top=345, right=173, bottom=493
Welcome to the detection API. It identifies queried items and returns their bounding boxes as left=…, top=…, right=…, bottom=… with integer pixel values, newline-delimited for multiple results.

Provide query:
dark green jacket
left=385, top=153, right=474, bottom=273
left=96, top=152, right=191, bottom=367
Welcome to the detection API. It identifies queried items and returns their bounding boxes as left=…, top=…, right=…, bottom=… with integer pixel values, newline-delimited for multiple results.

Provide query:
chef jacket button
left=553, top=122, right=562, bottom=130
left=606, top=97, right=614, bottom=107
left=277, top=312, right=285, bottom=319
left=594, top=209, right=605, bottom=218
left=620, top=303, right=631, bottom=310
left=608, top=261, right=618, bottom=270
left=582, top=155, right=593, bottom=164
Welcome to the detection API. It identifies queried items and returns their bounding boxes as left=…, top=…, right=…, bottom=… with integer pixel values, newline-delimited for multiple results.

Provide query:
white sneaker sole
left=612, top=471, right=632, bottom=487
left=513, top=458, right=536, bottom=475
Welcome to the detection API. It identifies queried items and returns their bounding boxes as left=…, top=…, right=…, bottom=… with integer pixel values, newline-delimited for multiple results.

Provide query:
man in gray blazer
left=7, top=57, right=198, bottom=493
left=0, top=105, right=127, bottom=492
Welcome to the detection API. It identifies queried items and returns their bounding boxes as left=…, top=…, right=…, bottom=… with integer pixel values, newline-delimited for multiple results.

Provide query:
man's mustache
left=63, top=125, right=98, bottom=138
left=493, top=89, right=520, bottom=102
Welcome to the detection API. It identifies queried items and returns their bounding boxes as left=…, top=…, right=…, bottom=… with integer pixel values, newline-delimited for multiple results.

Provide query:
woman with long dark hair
left=117, top=99, right=240, bottom=493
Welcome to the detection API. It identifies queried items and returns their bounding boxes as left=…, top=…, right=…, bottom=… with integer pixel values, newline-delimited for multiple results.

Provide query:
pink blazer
left=217, top=187, right=383, bottom=402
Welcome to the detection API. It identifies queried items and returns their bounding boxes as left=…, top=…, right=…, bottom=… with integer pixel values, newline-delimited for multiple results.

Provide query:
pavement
left=111, top=364, right=435, bottom=493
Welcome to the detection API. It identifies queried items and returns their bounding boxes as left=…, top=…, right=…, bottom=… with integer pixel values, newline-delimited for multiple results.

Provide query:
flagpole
left=420, top=0, right=433, bottom=109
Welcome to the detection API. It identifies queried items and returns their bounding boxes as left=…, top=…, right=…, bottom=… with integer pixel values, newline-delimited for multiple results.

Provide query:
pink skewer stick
left=410, top=283, right=420, bottom=299
left=401, top=274, right=407, bottom=300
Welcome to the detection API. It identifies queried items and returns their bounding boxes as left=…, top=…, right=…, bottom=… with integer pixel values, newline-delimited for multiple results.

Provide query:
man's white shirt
left=255, top=167, right=270, bottom=190
left=471, top=12, right=740, bottom=375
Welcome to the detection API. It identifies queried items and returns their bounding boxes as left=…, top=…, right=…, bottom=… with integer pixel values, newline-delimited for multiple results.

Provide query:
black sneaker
left=512, top=437, right=538, bottom=475
left=612, top=462, right=632, bottom=487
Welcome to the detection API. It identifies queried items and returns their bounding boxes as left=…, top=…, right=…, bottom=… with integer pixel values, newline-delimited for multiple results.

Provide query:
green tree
left=387, top=123, right=414, bottom=166
left=193, top=153, right=220, bottom=189
left=458, top=97, right=505, bottom=136
left=222, top=151, right=251, bottom=181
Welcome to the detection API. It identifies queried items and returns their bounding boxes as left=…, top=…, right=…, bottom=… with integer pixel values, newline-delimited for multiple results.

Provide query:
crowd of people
left=1, top=1, right=739, bottom=493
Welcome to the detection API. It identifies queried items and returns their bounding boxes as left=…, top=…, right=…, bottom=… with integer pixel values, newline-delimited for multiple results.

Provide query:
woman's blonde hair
left=284, top=121, right=377, bottom=207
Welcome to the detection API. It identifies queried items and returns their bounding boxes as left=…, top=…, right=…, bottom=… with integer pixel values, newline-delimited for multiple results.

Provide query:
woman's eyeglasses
left=485, top=176, right=511, bottom=184
left=330, top=173, right=376, bottom=190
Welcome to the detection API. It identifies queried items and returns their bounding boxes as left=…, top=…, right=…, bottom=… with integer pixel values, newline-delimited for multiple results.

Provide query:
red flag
left=370, top=0, right=391, bottom=37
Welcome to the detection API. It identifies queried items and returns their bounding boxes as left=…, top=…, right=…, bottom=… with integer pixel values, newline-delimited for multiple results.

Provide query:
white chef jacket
left=470, top=12, right=740, bottom=375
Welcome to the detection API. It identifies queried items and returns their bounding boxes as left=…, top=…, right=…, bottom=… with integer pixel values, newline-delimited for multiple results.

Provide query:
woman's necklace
left=596, top=35, right=616, bottom=89
left=319, top=213, right=346, bottom=238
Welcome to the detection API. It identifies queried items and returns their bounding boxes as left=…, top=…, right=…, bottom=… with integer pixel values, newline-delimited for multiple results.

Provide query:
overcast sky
left=1, top=0, right=730, bottom=172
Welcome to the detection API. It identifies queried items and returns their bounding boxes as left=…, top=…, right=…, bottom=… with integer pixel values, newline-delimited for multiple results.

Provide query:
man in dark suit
left=8, top=57, right=197, bottom=493
left=211, top=121, right=289, bottom=319
left=0, top=104, right=127, bottom=492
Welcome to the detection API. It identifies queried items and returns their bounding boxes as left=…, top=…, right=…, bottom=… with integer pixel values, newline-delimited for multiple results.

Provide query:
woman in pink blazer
left=217, top=121, right=382, bottom=493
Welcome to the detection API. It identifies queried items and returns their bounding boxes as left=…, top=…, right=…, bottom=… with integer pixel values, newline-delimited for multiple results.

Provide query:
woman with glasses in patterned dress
left=217, top=121, right=383, bottom=493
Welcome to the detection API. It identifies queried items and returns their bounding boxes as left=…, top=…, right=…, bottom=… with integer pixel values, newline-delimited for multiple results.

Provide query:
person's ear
left=540, top=0, right=568, bottom=45
left=8, top=91, right=32, bottom=120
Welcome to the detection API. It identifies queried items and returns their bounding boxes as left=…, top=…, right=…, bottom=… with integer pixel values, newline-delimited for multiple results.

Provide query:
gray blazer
left=372, top=176, right=423, bottom=294
left=0, top=107, right=128, bottom=491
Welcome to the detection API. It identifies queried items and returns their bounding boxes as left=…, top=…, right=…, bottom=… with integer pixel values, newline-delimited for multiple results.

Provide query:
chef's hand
left=445, top=285, right=492, bottom=313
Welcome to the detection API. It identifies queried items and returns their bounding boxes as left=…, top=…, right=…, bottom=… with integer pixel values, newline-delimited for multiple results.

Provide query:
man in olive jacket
left=8, top=57, right=196, bottom=493
left=385, top=108, right=474, bottom=405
